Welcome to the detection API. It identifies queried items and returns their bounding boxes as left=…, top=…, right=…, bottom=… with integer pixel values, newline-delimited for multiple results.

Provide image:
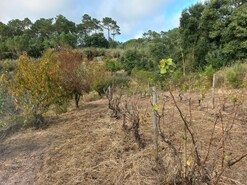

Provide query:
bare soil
left=0, top=89, right=246, bottom=185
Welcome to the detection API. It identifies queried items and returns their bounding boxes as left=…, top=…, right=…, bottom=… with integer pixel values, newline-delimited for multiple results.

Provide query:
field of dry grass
left=0, top=88, right=246, bottom=185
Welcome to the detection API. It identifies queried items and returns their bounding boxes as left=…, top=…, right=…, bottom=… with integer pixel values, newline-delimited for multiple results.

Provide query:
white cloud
left=92, top=0, right=171, bottom=35
left=0, top=0, right=78, bottom=23
left=199, top=0, right=208, bottom=3
left=93, top=0, right=168, bottom=19
left=171, top=12, right=181, bottom=28
left=0, top=0, right=181, bottom=41
left=133, top=31, right=144, bottom=39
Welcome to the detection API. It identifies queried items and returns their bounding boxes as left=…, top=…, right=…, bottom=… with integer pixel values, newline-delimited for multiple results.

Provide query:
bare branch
left=169, top=90, right=201, bottom=165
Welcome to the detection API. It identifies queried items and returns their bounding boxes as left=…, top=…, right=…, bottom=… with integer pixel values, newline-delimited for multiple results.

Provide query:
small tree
left=10, top=49, right=65, bottom=128
left=57, top=48, right=92, bottom=108
left=58, top=47, right=110, bottom=105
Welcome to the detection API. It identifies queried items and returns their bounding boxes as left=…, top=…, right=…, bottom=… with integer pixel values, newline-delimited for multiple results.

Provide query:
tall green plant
left=225, top=63, right=246, bottom=88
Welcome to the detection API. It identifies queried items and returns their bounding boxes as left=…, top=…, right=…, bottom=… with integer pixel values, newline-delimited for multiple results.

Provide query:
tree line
left=0, top=0, right=246, bottom=74
left=0, top=14, right=120, bottom=59
left=122, top=0, right=246, bottom=72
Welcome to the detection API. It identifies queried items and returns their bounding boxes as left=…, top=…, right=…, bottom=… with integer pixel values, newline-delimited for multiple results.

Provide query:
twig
left=226, top=106, right=239, bottom=134
left=214, top=153, right=247, bottom=185
left=169, top=90, right=201, bottom=166
left=228, top=154, right=247, bottom=167
left=203, top=114, right=219, bottom=164
left=219, top=111, right=225, bottom=169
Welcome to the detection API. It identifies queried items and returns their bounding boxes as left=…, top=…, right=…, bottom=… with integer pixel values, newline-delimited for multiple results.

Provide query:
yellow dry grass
left=0, top=88, right=246, bottom=185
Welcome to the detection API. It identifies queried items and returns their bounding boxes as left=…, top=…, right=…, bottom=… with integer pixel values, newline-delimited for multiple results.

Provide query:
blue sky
left=0, top=0, right=205, bottom=42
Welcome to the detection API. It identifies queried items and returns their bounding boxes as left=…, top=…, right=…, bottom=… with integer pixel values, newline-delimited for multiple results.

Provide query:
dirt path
left=0, top=99, right=122, bottom=185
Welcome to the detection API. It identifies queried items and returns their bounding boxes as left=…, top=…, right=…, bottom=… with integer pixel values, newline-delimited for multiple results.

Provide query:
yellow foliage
left=9, top=49, right=66, bottom=117
left=186, top=160, right=191, bottom=167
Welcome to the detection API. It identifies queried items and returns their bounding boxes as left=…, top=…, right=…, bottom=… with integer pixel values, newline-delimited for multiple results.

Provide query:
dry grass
left=0, top=88, right=246, bottom=185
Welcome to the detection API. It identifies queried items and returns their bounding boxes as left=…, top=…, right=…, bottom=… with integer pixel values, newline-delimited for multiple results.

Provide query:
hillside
left=0, top=91, right=247, bottom=185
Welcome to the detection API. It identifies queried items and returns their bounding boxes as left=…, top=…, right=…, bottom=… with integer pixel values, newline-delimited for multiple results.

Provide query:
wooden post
left=183, top=123, right=187, bottom=177
left=212, top=74, right=216, bottom=109
left=152, top=86, right=159, bottom=161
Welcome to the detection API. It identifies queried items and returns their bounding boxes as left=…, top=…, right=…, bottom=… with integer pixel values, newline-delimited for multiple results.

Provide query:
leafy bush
left=58, top=48, right=109, bottom=107
left=112, top=74, right=130, bottom=88
left=0, top=59, right=17, bottom=72
left=131, top=68, right=155, bottom=85
left=83, top=90, right=101, bottom=102
left=105, top=59, right=123, bottom=72
left=84, top=33, right=109, bottom=48
left=204, top=65, right=215, bottom=80
left=9, top=50, right=66, bottom=128
left=201, top=65, right=215, bottom=86
left=54, top=101, right=69, bottom=114
left=225, top=63, right=246, bottom=88
left=170, top=69, right=186, bottom=88
left=205, top=49, right=228, bottom=69
left=105, top=49, right=122, bottom=59
left=93, top=77, right=112, bottom=96
left=120, top=49, right=154, bottom=74
left=93, top=74, right=130, bottom=96
left=57, top=48, right=92, bottom=108
left=81, top=48, right=94, bottom=61
left=0, top=75, right=18, bottom=126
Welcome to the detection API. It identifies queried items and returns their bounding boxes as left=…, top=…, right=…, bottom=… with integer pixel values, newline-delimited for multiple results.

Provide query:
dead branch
left=169, top=90, right=201, bottom=166
left=106, top=86, right=122, bottom=119
left=203, top=114, right=219, bottom=164
left=122, top=100, right=145, bottom=148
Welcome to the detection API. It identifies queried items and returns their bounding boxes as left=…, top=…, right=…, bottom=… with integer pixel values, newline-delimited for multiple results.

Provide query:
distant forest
left=0, top=0, right=246, bottom=70
left=0, top=14, right=120, bottom=58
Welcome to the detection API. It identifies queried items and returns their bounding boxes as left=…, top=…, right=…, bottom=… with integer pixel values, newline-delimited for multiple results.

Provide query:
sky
left=0, top=0, right=206, bottom=42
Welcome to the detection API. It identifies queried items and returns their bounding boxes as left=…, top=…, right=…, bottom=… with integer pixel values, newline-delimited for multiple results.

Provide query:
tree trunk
left=33, top=114, right=44, bottom=129
left=107, top=27, right=110, bottom=41
left=75, top=93, right=81, bottom=108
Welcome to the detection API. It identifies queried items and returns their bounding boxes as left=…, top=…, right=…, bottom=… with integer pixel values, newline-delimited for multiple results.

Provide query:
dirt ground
left=0, top=89, right=246, bottom=185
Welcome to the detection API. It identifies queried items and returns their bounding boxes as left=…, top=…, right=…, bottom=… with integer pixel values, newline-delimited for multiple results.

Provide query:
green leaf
left=152, top=104, right=159, bottom=111
left=167, top=58, right=173, bottom=65
left=159, top=59, right=166, bottom=67
left=160, top=68, right=167, bottom=74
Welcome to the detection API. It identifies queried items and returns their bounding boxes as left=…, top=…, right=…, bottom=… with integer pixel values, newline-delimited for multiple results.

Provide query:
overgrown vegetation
left=225, top=63, right=246, bottom=89
left=0, top=0, right=246, bottom=184
left=8, top=50, right=66, bottom=128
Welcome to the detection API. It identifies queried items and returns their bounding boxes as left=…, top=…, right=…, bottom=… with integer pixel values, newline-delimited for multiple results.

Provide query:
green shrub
left=171, top=70, right=184, bottom=88
left=205, top=49, right=228, bottom=69
left=0, top=59, right=17, bottom=72
left=105, top=59, right=123, bottom=72
left=225, top=63, right=246, bottom=88
left=204, top=65, right=215, bottom=82
left=105, top=49, right=122, bottom=59
left=0, top=74, right=19, bottom=128
left=112, top=74, right=130, bottom=88
left=120, top=49, right=153, bottom=74
left=81, top=48, right=94, bottom=60
left=93, top=76, right=113, bottom=96
left=54, top=101, right=69, bottom=114
left=131, top=68, right=155, bottom=85
left=83, top=90, right=101, bottom=102
left=93, top=74, right=130, bottom=96
left=215, top=75, right=225, bottom=88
